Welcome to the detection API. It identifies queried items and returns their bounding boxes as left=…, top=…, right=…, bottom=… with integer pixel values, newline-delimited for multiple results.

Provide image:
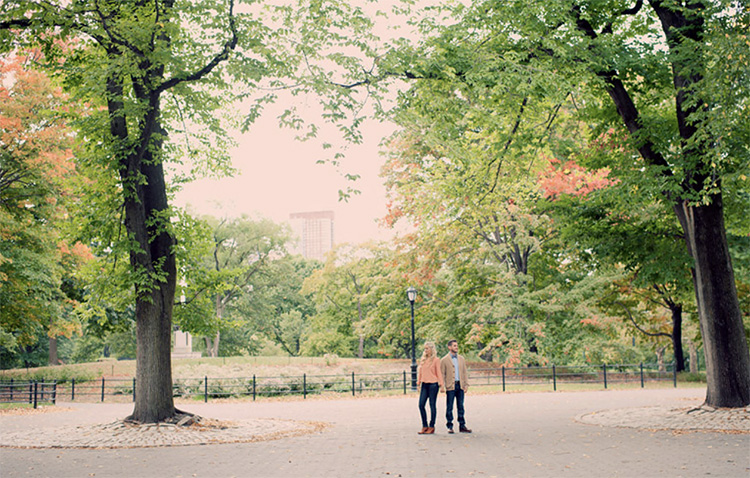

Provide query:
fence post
left=303, top=373, right=307, bottom=399
left=71, top=378, right=75, bottom=401
left=502, top=366, right=506, bottom=392
left=403, top=371, right=406, bottom=394
left=351, top=372, right=355, bottom=397
left=53, top=380, right=57, bottom=405
left=28, top=382, right=32, bottom=404
left=133, top=378, right=136, bottom=402
left=204, top=376, right=208, bottom=403
left=253, top=375, right=256, bottom=401
left=9, top=378, right=13, bottom=401
left=101, top=377, right=105, bottom=402
left=552, top=364, right=557, bottom=391
left=640, top=363, right=644, bottom=388
left=33, top=382, right=38, bottom=409
left=673, top=362, right=677, bottom=388
left=602, top=364, right=608, bottom=389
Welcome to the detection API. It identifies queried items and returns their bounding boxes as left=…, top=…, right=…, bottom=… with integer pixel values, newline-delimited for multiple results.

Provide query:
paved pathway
left=1, top=387, right=748, bottom=477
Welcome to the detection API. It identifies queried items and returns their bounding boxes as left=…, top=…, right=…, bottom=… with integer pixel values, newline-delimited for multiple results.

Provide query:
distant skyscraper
left=289, top=211, right=335, bottom=260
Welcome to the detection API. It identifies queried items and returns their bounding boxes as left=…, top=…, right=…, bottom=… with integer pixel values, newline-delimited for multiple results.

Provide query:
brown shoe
left=459, top=425, right=472, bottom=433
left=425, top=427, right=435, bottom=434
left=418, top=427, right=428, bottom=434
left=447, top=428, right=454, bottom=434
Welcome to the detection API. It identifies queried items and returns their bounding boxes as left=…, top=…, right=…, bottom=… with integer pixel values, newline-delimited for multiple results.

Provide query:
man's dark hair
left=447, top=339, right=457, bottom=346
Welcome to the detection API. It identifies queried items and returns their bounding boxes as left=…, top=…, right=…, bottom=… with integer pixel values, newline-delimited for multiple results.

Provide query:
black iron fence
left=469, top=362, right=678, bottom=391
left=1, top=362, right=677, bottom=405
left=0, top=380, right=57, bottom=408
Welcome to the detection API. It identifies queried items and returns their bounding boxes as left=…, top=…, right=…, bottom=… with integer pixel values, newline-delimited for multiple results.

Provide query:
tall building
left=289, top=211, right=334, bottom=260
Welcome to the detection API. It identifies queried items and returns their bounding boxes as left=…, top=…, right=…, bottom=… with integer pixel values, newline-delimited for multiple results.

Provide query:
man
left=440, top=339, right=472, bottom=433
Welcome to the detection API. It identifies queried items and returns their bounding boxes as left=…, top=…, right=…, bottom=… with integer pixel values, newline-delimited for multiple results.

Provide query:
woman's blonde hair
left=419, top=341, right=437, bottom=366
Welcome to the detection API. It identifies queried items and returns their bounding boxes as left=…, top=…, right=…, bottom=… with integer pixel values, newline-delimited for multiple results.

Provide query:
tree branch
left=93, top=0, right=147, bottom=59
left=155, top=0, right=238, bottom=94
left=0, top=18, right=32, bottom=29
left=602, top=0, right=644, bottom=34
left=616, top=300, right=671, bottom=339
left=571, top=5, right=673, bottom=175
left=486, top=95, right=528, bottom=195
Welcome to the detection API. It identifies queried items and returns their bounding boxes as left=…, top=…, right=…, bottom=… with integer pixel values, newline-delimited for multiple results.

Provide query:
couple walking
left=416, top=339, right=472, bottom=435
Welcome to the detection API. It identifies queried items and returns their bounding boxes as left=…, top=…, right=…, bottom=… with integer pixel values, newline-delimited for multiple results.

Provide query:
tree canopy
left=2, top=0, right=748, bottom=411
left=373, top=0, right=750, bottom=406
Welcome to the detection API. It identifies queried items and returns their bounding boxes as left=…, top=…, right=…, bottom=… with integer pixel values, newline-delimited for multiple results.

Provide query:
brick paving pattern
left=577, top=404, right=750, bottom=432
left=2, top=388, right=748, bottom=478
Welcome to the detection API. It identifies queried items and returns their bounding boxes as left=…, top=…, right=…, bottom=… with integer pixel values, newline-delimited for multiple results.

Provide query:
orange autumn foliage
left=538, top=157, right=618, bottom=199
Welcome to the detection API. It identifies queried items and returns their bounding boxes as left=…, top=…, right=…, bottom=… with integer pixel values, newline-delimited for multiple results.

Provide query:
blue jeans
left=418, top=382, right=439, bottom=428
left=446, top=381, right=465, bottom=429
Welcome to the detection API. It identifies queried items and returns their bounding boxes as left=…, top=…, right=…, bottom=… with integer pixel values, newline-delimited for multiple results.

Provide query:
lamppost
left=406, top=286, right=418, bottom=391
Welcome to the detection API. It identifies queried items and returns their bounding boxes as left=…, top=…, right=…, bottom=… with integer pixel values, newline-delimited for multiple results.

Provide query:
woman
left=416, top=341, right=444, bottom=434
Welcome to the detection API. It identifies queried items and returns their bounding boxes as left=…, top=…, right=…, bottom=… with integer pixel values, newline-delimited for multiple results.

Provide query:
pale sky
left=173, top=1, right=448, bottom=244
left=174, top=107, right=398, bottom=245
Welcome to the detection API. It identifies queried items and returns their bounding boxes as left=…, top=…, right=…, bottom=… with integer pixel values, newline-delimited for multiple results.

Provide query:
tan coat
left=440, top=353, right=469, bottom=392
left=417, top=356, right=444, bottom=388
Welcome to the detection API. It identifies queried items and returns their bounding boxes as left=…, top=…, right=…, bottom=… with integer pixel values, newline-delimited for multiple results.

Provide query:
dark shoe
left=425, top=427, right=435, bottom=434
left=459, top=425, right=472, bottom=433
left=447, top=428, right=454, bottom=434
left=418, top=427, right=428, bottom=434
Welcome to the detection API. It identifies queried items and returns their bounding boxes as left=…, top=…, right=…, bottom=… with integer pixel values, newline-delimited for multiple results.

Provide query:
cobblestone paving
left=2, top=390, right=748, bottom=478
left=2, top=400, right=747, bottom=451
left=0, top=390, right=747, bottom=452
left=0, top=417, right=324, bottom=449
left=577, top=405, right=750, bottom=432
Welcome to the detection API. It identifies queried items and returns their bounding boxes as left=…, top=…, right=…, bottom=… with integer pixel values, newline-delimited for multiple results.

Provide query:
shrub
left=0, top=366, right=98, bottom=384
left=678, top=371, right=706, bottom=383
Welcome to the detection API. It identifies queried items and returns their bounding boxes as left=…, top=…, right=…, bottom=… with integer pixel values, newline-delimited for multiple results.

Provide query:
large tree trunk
left=654, top=0, right=750, bottom=408
left=130, top=272, right=176, bottom=423
left=126, top=148, right=178, bottom=423
left=84, top=0, right=234, bottom=423
left=674, top=198, right=750, bottom=407
left=109, top=73, right=177, bottom=421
